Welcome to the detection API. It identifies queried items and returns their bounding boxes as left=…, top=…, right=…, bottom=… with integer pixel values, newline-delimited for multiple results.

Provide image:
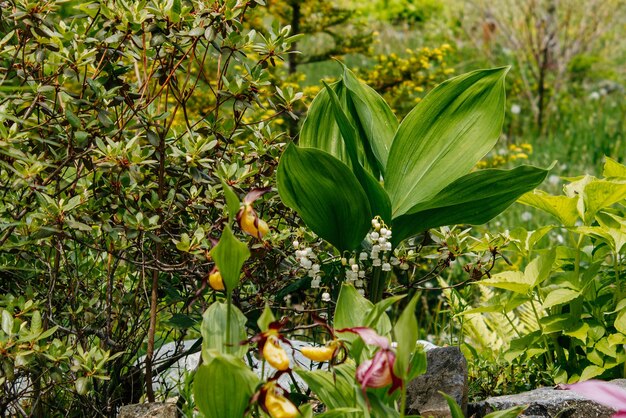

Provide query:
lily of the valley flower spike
left=237, top=187, right=271, bottom=239
left=560, top=380, right=626, bottom=417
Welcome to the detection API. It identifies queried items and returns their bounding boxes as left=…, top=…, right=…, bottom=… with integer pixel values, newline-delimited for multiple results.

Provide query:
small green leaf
left=2, top=310, right=13, bottom=335
left=220, top=179, right=240, bottom=222
left=75, top=376, right=90, bottom=395
left=393, top=294, right=419, bottom=380
left=518, top=190, right=579, bottom=226
left=603, top=157, right=626, bottom=178
left=579, top=364, right=605, bottom=381
left=542, top=288, right=580, bottom=310
left=257, top=302, right=275, bottom=332
left=439, top=391, right=465, bottom=418
left=31, top=311, right=42, bottom=334
left=581, top=179, right=626, bottom=224
left=65, top=108, right=81, bottom=129
left=194, top=355, right=259, bottom=418
left=210, top=225, right=250, bottom=292
left=277, top=144, right=371, bottom=251
left=484, top=405, right=527, bottom=418
left=386, top=67, right=509, bottom=217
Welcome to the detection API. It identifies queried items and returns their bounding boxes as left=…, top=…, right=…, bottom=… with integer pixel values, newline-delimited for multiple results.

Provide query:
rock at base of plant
left=117, top=403, right=178, bottom=418
left=406, top=346, right=468, bottom=418
left=469, top=379, right=626, bottom=417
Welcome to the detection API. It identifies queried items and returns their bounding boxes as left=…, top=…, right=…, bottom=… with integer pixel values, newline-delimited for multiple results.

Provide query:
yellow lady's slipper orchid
left=300, top=343, right=336, bottom=362
left=263, top=335, right=290, bottom=371
left=265, top=389, right=299, bottom=418
left=238, top=204, right=269, bottom=239
left=208, top=269, right=224, bottom=291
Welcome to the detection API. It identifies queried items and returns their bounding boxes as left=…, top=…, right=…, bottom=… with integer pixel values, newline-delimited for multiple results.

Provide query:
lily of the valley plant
left=277, top=65, right=548, bottom=252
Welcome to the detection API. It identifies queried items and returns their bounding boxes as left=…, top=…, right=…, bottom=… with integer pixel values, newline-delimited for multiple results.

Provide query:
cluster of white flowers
left=343, top=217, right=398, bottom=296
left=293, top=240, right=322, bottom=288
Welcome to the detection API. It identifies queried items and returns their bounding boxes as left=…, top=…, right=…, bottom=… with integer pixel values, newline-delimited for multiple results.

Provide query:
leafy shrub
left=457, top=157, right=626, bottom=385
left=0, top=0, right=300, bottom=413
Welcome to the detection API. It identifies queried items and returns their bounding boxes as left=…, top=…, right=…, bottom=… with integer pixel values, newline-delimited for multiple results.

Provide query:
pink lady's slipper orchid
left=560, top=380, right=626, bottom=417
left=337, top=327, right=402, bottom=396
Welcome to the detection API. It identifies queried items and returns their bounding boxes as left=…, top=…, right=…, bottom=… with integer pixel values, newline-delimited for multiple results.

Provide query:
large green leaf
left=277, top=144, right=371, bottom=251
left=201, top=302, right=248, bottom=358
left=300, top=80, right=381, bottom=177
left=323, top=81, right=392, bottom=223
left=385, top=67, right=509, bottom=217
left=342, top=66, right=398, bottom=171
left=209, top=225, right=250, bottom=292
left=193, top=355, right=259, bottom=418
left=392, top=165, right=548, bottom=244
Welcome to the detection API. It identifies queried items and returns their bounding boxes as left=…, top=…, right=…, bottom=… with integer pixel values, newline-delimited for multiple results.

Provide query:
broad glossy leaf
left=386, top=67, right=509, bottom=217
left=342, top=66, right=398, bottom=171
left=210, top=225, right=250, bottom=292
left=201, top=302, right=248, bottom=358
left=277, top=144, right=371, bottom=250
left=194, top=355, right=259, bottom=418
left=300, top=80, right=381, bottom=177
left=392, top=165, right=548, bottom=244
left=324, top=82, right=392, bottom=223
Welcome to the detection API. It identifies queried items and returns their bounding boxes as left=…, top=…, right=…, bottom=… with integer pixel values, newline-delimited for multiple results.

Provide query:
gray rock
left=117, top=402, right=178, bottom=418
left=406, top=346, right=468, bottom=418
left=469, top=380, right=626, bottom=417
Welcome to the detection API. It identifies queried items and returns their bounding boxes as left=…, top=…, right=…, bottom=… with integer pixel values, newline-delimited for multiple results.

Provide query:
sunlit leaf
left=386, top=67, right=509, bottom=217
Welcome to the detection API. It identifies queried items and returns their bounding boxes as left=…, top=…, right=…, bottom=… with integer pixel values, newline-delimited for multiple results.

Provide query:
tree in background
left=459, top=0, right=624, bottom=133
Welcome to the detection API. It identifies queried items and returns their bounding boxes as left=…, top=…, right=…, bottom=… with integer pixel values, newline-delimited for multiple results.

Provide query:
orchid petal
left=563, top=380, right=626, bottom=412
left=356, top=350, right=393, bottom=389
left=336, top=326, right=390, bottom=349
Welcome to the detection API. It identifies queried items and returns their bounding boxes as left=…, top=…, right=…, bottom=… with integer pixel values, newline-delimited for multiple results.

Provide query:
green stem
left=400, top=383, right=407, bottom=417
left=226, top=291, right=232, bottom=354
left=369, top=265, right=382, bottom=303
left=530, top=297, right=554, bottom=367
